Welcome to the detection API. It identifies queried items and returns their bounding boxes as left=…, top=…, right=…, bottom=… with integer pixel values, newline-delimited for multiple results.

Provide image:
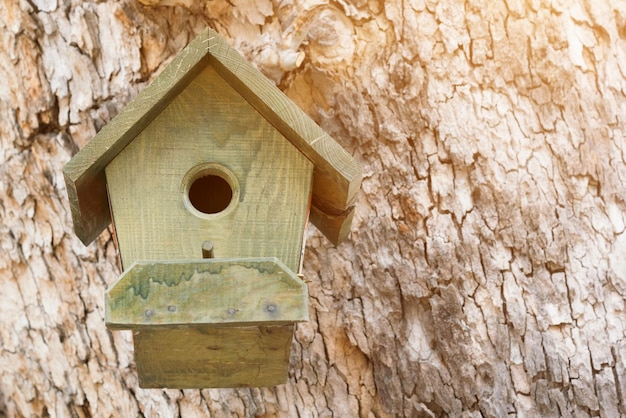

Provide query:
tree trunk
left=1, top=0, right=625, bottom=416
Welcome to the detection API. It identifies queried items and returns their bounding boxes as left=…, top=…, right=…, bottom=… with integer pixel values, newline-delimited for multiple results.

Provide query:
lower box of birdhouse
left=134, top=325, right=295, bottom=388
left=105, top=257, right=308, bottom=388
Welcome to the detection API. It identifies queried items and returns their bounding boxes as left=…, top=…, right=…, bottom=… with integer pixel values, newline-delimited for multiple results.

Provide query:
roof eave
left=205, top=30, right=362, bottom=243
left=63, top=33, right=211, bottom=244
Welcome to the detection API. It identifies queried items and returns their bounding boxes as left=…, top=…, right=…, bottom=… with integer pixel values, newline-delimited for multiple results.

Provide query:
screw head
left=264, top=303, right=277, bottom=313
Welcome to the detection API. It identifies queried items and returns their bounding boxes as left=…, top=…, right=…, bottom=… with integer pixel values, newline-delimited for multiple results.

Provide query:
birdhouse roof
left=63, top=29, right=361, bottom=246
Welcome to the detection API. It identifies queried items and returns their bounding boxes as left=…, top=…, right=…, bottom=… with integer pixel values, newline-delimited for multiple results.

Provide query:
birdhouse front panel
left=104, top=65, right=313, bottom=273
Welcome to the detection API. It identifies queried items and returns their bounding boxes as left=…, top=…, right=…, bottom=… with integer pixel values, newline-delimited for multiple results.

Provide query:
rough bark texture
left=1, top=0, right=625, bottom=417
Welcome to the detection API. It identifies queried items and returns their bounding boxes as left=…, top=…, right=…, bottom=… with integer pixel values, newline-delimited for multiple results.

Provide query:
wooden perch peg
left=202, top=241, right=215, bottom=259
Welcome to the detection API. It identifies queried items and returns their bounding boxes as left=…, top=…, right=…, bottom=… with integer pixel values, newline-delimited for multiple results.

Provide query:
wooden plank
left=63, top=171, right=110, bottom=245
left=134, top=325, right=294, bottom=388
left=206, top=29, right=362, bottom=220
left=104, top=64, right=314, bottom=272
left=201, top=241, right=214, bottom=258
left=105, top=258, right=308, bottom=329
left=309, top=204, right=355, bottom=245
left=63, top=32, right=211, bottom=245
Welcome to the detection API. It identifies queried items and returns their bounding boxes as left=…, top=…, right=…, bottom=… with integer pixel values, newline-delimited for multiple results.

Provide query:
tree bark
left=1, top=0, right=625, bottom=417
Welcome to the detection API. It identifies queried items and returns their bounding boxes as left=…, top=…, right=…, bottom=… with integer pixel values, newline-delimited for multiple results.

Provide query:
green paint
left=107, top=258, right=308, bottom=328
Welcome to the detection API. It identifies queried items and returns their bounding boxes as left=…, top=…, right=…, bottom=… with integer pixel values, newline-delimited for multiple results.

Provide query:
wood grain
left=205, top=30, right=362, bottom=228
left=5, top=1, right=626, bottom=415
left=106, top=257, right=306, bottom=388
left=105, top=258, right=308, bottom=329
left=63, top=32, right=209, bottom=245
left=105, top=64, right=313, bottom=272
left=134, top=325, right=294, bottom=388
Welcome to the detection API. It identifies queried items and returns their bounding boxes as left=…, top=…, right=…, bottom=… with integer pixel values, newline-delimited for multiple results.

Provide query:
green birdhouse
left=63, top=29, right=361, bottom=388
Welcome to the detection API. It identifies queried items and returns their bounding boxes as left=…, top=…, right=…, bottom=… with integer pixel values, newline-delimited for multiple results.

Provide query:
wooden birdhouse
left=63, top=29, right=361, bottom=388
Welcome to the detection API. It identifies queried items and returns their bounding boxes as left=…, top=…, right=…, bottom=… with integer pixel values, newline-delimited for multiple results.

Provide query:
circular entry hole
left=188, top=174, right=233, bottom=215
